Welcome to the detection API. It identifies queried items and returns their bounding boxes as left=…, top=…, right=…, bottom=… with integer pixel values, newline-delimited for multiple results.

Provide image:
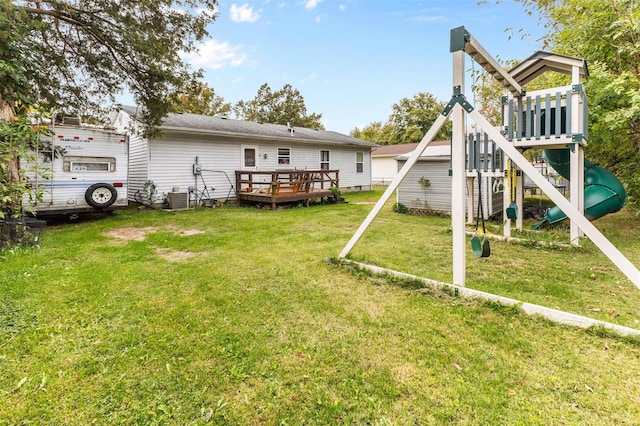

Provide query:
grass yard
left=1, top=190, right=640, bottom=424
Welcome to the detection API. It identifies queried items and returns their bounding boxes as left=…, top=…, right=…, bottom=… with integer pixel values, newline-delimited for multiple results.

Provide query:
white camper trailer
left=24, top=123, right=129, bottom=216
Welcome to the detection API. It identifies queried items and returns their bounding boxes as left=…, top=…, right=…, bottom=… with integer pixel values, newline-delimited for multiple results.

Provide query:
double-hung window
left=355, top=152, right=364, bottom=173
left=278, top=147, right=291, bottom=165
left=320, top=150, right=330, bottom=170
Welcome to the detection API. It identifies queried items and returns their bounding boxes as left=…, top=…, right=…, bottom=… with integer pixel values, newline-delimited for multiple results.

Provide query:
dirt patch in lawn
left=103, top=225, right=205, bottom=242
left=155, top=247, right=200, bottom=262
left=103, top=226, right=158, bottom=242
left=103, top=226, right=205, bottom=261
left=172, top=227, right=205, bottom=236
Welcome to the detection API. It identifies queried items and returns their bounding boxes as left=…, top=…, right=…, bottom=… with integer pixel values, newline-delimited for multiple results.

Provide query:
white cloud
left=185, top=39, right=248, bottom=70
left=305, top=0, right=322, bottom=11
left=301, top=72, right=318, bottom=84
left=230, top=3, right=260, bottom=22
left=339, top=4, right=346, bottom=12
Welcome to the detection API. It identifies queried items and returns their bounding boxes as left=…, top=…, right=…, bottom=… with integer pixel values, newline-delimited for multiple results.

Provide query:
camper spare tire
left=85, top=183, right=118, bottom=209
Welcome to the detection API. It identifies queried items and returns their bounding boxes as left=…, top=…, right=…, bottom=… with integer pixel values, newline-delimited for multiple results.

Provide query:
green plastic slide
left=532, top=149, right=627, bottom=229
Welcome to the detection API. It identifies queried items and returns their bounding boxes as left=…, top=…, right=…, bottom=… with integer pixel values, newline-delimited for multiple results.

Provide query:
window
left=63, top=156, right=116, bottom=172
left=278, top=147, right=291, bottom=165
left=244, top=148, right=256, bottom=167
left=355, top=151, right=364, bottom=173
left=320, top=150, right=330, bottom=170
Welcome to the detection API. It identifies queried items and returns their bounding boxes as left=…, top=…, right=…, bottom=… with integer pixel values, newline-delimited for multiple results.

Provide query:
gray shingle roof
left=119, top=105, right=378, bottom=148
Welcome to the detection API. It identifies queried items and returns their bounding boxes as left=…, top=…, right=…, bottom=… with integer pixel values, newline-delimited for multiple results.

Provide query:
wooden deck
left=235, top=170, right=339, bottom=209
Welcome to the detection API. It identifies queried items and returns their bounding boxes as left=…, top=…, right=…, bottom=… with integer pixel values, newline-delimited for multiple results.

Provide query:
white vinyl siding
left=396, top=158, right=503, bottom=217
left=108, top=111, right=147, bottom=201
left=396, top=158, right=453, bottom=213
left=148, top=134, right=240, bottom=201
left=372, top=155, right=400, bottom=185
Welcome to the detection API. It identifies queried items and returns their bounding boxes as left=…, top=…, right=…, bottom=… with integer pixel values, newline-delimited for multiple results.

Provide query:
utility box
left=167, top=192, right=189, bottom=210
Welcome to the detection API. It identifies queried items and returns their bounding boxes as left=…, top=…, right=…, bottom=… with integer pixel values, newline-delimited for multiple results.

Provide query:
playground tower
left=339, top=26, right=639, bottom=290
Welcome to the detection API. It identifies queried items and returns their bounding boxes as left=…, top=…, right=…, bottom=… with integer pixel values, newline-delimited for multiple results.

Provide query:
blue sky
left=181, top=0, right=547, bottom=134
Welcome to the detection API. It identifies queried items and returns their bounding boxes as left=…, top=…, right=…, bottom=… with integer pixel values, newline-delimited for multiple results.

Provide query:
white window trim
left=355, top=151, right=364, bottom=173
left=277, top=147, right=291, bottom=166
left=320, top=149, right=330, bottom=170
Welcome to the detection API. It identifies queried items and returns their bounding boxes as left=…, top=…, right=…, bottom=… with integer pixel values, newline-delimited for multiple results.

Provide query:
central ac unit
left=168, top=192, right=189, bottom=210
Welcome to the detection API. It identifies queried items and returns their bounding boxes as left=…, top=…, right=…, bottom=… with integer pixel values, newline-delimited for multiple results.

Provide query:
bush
left=393, top=202, right=409, bottom=214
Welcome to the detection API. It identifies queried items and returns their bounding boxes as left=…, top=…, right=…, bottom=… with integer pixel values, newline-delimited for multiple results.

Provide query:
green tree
left=388, top=92, right=451, bottom=144
left=350, top=121, right=395, bottom=144
left=501, top=0, right=640, bottom=208
left=350, top=92, right=451, bottom=145
left=169, top=81, right=232, bottom=116
left=234, top=83, right=324, bottom=130
left=1, top=0, right=218, bottom=219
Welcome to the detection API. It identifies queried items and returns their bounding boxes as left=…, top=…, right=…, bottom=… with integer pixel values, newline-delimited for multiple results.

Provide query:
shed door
left=242, top=145, right=258, bottom=170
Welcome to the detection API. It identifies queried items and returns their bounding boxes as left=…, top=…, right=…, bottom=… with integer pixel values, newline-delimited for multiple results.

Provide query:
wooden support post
left=570, top=64, right=585, bottom=244
left=570, top=145, right=584, bottom=244
left=516, top=168, right=524, bottom=231
left=503, top=179, right=511, bottom=237
left=467, top=177, right=475, bottom=225
left=451, top=50, right=467, bottom=287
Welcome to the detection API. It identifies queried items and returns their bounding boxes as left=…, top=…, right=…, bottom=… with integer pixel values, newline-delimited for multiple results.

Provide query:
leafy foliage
left=5, top=0, right=218, bottom=130
left=234, top=83, right=324, bottom=129
left=503, top=0, right=640, bottom=208
left=351, top=92, right=451, bottom=145
left=0, top=116, right=48, bottom=219
left=168, top=80, right=232, bottom=116
left=350, top=121, right=395, bottom=144
left=0, top=9, right=52, bottom=219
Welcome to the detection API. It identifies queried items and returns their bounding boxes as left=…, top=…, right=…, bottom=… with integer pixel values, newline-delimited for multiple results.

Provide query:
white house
left=371, top=143, right=419, bottom=185
left=107, top=105, right=377, bottom=207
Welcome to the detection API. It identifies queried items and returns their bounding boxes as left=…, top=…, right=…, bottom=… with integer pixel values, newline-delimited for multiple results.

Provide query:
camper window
left=63, top=156, right=116, bottom=172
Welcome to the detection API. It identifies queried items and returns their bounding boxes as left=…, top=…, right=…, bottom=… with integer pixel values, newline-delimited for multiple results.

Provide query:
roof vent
left=287, top=122, right=294, bottom=135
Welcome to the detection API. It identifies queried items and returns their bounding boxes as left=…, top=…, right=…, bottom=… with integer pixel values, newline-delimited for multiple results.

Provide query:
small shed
left=107, top=105, right=378, bottom=207
left=395, top=140, right=503, bottom=218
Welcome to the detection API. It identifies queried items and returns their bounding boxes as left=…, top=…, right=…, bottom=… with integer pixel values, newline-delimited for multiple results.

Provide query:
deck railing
left=235, top=169, right=339, bottom=196
left=502, top=85, right=588, bottom=143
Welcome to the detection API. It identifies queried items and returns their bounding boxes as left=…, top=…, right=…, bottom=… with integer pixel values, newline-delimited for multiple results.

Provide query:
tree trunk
left=0, top=97, right=24, bottom=216
left=0, top=98, right=13, bottom=120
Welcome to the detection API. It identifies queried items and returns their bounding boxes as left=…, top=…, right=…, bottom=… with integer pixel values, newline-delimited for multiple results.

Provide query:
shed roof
left=373, top=140, right=450, bottom=157
left=117, top=105, right=378, bottom=148
left=394, top=140, right=451, bottom=160
left=509, top=51, right=588, bottom=86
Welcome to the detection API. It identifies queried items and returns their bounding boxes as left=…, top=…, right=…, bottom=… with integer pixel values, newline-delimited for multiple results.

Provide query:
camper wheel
left=85, top=183, right=118, bottom=209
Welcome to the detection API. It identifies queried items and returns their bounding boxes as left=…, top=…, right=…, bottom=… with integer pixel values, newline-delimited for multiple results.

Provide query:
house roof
left=372, top=143, right=420, bottom=157
left=116, top=105, right=378, bottom=148
left=377, top=140, right=451, bottom=160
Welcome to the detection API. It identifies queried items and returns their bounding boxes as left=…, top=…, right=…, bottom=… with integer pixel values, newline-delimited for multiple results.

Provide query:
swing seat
left=471, top=235, right=491, bottom=258
left=506, top=202, right=518, bottom=220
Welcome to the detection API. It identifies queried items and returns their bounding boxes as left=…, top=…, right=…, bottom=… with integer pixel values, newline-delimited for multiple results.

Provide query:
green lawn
left=1, top=192, right=640, bottom=424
